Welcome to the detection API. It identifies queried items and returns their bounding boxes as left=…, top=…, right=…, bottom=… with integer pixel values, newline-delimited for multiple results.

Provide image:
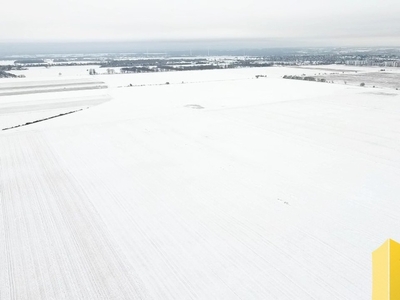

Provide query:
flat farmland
left=1, top=66, right=400, bottom=299
left=0, top=78, right=110, bottom=129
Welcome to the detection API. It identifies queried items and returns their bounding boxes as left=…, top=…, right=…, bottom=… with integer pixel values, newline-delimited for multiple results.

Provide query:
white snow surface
left=0, top=78, right=109, bottom=129
left=1, top=66, right=400, bottom=299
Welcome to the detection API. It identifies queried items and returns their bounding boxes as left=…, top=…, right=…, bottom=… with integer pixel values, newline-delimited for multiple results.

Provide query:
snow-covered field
left=9, top=65, right=103, bottom=78
left=0, top=78, right=109, bottom=129
left=1, top=66, right=400, bottom=299
left=295, top=65, right=400, bottom=89
left=318, top=71, right=400, bottom=89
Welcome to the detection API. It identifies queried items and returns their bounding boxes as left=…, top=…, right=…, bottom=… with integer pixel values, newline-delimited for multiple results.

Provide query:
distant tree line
left=232, top=61, right=273, bottom=68
left=283, top=75, right=326, bottom=82
left=0, top=65, right=20, bottom=78
left=0, top=65, right=26, bottom=71
left=121, top=67, right=157, bottom=73
left=13, top=62, right=99, bottom=68
left=120, top=64, right=228, bottom=74
left=0, top=70, right=17, bottom=78
left=101, top=59, right=209, bottom=68
left=14, top=59, right=45, bottom=64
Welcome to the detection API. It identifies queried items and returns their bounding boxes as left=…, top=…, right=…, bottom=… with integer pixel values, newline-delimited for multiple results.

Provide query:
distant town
left=1, top=47, right=400, bottom=78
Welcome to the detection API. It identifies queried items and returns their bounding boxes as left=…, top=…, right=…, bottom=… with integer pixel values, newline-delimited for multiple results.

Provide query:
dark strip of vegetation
left=0, top=65, right=27, bottom=71
left=283, top=75, right=326, bottom=82
left=2, top=108, right=85, bottom=131
left=0, top=70, right=17, bottom=78
left=14, top=59, right=45, bottom=64
left=101, top=58, right=208, bottom=68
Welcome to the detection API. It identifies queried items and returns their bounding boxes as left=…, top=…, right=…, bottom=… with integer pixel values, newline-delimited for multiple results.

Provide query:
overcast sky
left=2, top=0, right=400, bottom=46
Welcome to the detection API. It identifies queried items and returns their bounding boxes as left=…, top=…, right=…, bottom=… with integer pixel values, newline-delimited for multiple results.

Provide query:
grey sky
left=2, top=0, right=400, bottom=46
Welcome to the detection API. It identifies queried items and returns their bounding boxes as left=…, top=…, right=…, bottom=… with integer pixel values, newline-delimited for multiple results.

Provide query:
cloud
left=1, top=0, right=400, bottom=46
